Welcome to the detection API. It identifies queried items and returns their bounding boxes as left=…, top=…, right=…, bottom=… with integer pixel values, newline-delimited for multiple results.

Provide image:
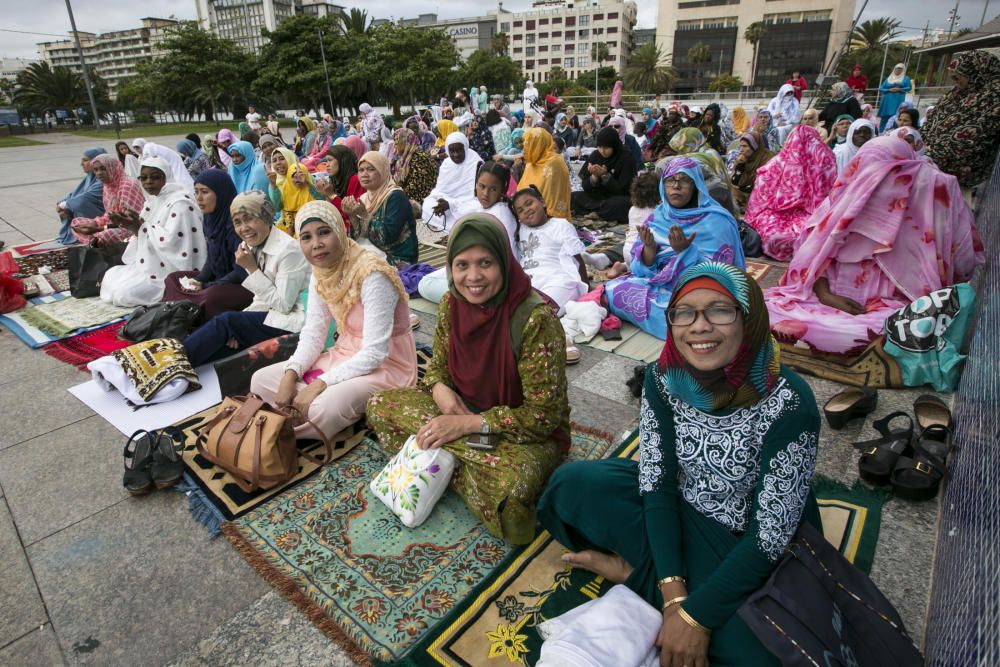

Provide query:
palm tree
left=340, top=7, right=371, bottom=35
left=687, top=41, right=711, bottom=92
left=744, top=22, right=767, bottom=88
left=14, top=62, right=89, bottom=113
left=624, top=43, right=677, bottom=93
left=850, top=18, right=902, bottom=53
left=491, top=32, right=510, bottom=56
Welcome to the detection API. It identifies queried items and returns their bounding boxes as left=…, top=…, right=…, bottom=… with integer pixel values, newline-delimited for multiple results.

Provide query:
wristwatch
left=480, top=417, right=490, bottom=435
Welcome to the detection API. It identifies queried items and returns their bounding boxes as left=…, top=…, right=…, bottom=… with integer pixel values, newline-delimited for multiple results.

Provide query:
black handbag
left=67, top=242, right=127, bottom=298
left=739, top=221, right=763, bottom=258
left=119, top=300, right=202, bottom=343
left=738, top=522, right=923, bottom=666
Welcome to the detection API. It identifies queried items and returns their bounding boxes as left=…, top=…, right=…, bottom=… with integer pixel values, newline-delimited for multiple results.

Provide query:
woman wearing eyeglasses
left=539, top=262, right=822, bottom=667
left=603, top=157, right=745, bottom=340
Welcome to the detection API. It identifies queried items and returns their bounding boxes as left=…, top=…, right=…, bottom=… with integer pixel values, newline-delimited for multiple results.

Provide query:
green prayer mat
left=392, top=431, right=888, bottom=667
left=222, top=427, right=616, bottom=666
left=18, top=295, right=133, bottom=338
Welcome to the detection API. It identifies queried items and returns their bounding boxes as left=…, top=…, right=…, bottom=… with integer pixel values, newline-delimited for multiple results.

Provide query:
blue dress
left=877, top=76, right=911, bottom=130
left=604, top=159, right=745, bottom=339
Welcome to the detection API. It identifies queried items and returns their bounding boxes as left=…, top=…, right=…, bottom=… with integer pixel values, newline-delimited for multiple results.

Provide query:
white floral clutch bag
left=370, top=435, right=456, bottom=528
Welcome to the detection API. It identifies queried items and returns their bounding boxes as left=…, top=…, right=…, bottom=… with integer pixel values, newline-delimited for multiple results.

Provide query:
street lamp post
left=64, top=0, right=100, bottom=130
left=318, top=29, right=334, bottom=116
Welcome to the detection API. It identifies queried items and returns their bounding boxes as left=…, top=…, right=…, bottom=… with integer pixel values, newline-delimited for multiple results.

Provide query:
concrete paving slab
left=568, top=386, right=639, bottom=441
left=0, top=625, right=65, bottom=666
left=27, top=493, right=269, bottom=667
left=0, top=332, right=71, bottom=389
left=0, top=415, right=129, bottom=546
left=0, top=364, right=94, bottom=451
left=0, top=498, right=48, bottom=648
left=166, top=591, right=354, bottom=667
left=571, top=354, right=643, bottom=408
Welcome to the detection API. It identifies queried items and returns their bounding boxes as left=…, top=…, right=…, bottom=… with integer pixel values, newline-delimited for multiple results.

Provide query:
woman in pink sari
left=300, top=121, right=333, bottom=171
left=743, top=124, right=836, bottom=261
left=765, top=136, right=984, bottom=355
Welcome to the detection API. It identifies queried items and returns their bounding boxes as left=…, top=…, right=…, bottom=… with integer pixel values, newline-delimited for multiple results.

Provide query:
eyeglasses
left=667, top=305, right=740, bottom=326
left=663, top=176, right=692, bottom=189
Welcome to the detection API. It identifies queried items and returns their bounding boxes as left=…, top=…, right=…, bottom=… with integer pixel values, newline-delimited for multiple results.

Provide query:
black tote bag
left=67, top=242, right=127, bottom=298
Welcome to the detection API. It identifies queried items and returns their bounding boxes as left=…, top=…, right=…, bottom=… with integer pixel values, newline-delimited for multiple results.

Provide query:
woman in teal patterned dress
left=341, top=151, right=418, bottom=266
left=538, top=262, right=821, bottom=667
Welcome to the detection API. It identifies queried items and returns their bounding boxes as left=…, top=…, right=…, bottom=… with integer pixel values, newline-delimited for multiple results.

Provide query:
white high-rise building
left=497, top=0, right=639, bottom=82
left=195, top=0, right=346, bottom=52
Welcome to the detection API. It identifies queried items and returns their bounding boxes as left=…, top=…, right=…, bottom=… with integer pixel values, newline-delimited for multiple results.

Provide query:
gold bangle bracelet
left=676, top=606, right=710, bottom=634
left=658, top=576, right=686, bottom=587
left=661, top=595, right=687, bottom=611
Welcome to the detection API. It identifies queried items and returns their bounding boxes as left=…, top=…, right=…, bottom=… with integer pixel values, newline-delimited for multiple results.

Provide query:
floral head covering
left=231, top=189, right=275, bottom=224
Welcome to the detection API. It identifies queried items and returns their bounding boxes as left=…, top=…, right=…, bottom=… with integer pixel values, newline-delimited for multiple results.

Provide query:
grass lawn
left=70, top=121, right=297, bottom=140
left=0, top=136, right=46, bottom=147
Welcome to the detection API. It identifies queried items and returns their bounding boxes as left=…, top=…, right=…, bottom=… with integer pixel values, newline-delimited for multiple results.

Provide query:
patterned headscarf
left=391, top=127, right=421, bottom=185
left=231, top=189, right=275, bottom=225
left=295, top=200, right=406, bottom=327
left=657, top=262, right=780, bottom=411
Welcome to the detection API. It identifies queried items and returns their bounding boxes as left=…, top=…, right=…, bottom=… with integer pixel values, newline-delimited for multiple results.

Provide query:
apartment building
left=36, top=18, right=180, bottom=100
left=497, top=0, right=638, bottom=81
left=656, top=0, right=856, bottom=92
left=0, top=58, right=37, bottom=84
left=374, top=13, right=498, bottom=60
left=195, top=0, right=345, bottom=52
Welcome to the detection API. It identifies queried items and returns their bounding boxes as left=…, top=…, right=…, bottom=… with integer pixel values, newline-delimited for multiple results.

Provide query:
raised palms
left=624, top=43, right=677, bottom=93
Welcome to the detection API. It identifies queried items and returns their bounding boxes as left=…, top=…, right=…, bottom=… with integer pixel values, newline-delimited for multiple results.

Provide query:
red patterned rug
left=42, top=321, right=130, bottom=371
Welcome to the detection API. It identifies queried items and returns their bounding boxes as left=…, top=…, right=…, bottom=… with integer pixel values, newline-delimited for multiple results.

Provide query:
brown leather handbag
left=195, top=394, right=331, bottom=493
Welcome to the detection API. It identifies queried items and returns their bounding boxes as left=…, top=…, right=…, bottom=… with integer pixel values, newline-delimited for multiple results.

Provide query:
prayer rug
left=11, top=248, right=70, bottom=277
left=17, top=295, right=132, bottom=338
left=745, top=260, right=772, bottom=283
left=0, top=292, right=111, bottom=348
left=395, top=433, right=888, bottom=667
left=779, top=339, right=906, bottom=389
left=10, top=238, right=66, bottom=257
left=221, top=427, right=616, bottom=665
left=42, top=320, right=130, bottom=370
left=418, top=243, right=448, bottom=270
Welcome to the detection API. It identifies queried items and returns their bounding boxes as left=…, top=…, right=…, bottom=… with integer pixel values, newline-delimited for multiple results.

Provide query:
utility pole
left=64, top=0, right=100, bottom=130
left=981, top=0, right=993, bottom=27
left=318, top=29, right=334, bottom=116
left=912, top=21, right=929, bottom=87
left=946, top=1, right=961, bottom=40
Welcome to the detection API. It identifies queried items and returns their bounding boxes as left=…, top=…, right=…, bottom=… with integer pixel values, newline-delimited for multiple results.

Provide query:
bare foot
left=561, top=550, right=634, bottom=584
left=606, top=262, right=629, bottom=279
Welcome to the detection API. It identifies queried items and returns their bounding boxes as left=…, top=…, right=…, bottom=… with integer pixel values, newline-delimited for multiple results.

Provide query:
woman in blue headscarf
left=226, top=140, right=269, bottom=194
left=604, top=157, right=745, bottom=339
left=176, top=139, right=211, bottom=179
left=57, top=147, right=106, bottom=245
left=162, top=169, right=253, bottom=319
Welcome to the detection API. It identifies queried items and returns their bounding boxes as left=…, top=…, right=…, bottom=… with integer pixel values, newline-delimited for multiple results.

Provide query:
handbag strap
left=298, top=416, right=333, bottom=465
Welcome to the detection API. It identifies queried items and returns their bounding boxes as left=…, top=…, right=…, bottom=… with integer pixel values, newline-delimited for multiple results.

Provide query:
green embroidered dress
left=361, top=189, right=418, bottom=267
left=538, top=365, right=821, bottom=666
left=367, top=294, right=570, bottom=544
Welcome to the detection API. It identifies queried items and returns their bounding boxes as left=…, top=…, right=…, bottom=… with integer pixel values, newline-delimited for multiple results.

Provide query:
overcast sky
left=1, top=0, right=994, bottom=59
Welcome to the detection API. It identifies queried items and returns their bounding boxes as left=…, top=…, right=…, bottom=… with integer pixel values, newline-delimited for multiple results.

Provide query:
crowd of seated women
left=41, top=53, right=999, bottom=664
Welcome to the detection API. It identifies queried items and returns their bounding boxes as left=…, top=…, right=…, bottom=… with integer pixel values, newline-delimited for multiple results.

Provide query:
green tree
left=850, top=18, right=902, bottom=53
left=340, top=8, right=371, bottom=35
left=459, top=50, right=522, bottom=96
left=744, top=21, right=767, bottom=87
left=687, top=41, right=711, bottom=92
left=576, top=65, right=618, bottom=92
left=13, top=62, right=109, bottom=114
left=255, top=14, right=344, bottom=113
left=708, top=74, right=743, bottom=92
left=623, top=43, right=677, bottom=93
left=363, top=25, right=461, bottom=116
left=0, top=78, right=14, bottom=104
left=491, top=32, right=510, bottom=56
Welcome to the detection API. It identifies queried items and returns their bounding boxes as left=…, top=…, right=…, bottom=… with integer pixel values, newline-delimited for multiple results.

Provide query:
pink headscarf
left=743, top=124, right=837, bottom=261
left=342, top=135, right=367, bottom=161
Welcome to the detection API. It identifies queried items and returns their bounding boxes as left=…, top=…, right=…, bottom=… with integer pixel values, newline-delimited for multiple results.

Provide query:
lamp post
left=64, top=0, right=100, bottom=130
left=318, top=29, right=334, bottom=116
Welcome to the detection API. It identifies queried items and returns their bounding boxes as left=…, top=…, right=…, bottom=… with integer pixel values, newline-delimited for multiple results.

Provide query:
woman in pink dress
left=743, top=124, right=836, bottom=261
left=765, top=136, right=984, bottom=355
left=250, top=200, right=417, bottom=440
left=299, top=121, right=334, bottom=172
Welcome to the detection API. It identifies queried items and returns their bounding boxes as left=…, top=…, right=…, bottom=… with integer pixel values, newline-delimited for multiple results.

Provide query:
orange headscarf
left=516, top=128, right=571, bottom=219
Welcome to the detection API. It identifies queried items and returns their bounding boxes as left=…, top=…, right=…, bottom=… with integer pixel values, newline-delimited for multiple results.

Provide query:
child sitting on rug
left=581, top=171, right=660, bottom=279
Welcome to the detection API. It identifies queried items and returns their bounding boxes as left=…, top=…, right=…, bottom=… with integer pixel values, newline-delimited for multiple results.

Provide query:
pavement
left=0, top=134, right=939, bottom=665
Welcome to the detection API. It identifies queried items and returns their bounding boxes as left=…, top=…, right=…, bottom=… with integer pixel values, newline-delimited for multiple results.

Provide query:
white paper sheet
left=68, top=364, right=222, bottom=436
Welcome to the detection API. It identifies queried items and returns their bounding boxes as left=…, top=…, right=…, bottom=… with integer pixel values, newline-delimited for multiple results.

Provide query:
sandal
left=123, top=430, right=156, bottom=496
left=823, top=387, right=878, bottom=430
left=150, top=427, right=185, bottom=490
left=853, top=412, right=914, bottom=486
left=891, top=396, right=955, bottom=501
left=565, top=337, right=581, bottom=365
left=409, top=311, right=421, bottom=331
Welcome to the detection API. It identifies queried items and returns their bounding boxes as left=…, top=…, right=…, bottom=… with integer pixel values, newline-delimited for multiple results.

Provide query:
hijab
left=445, top=213, right=546, bottom=416
left=358, top=151, right=404, bottom=216
left=175, top=139, right=203, bottom=161
left=90, top=153, right=142, bottom=217
left=272, top=147, right=298, bottom=186
left=231, top=189, right=276, bottom=224
left=295, top=200, right=406, bottom=328
left=69, top=148, right=106, bottom=212
left=518, top=128, right=571, bottom=219
left=830, top=81, right=852, bottom=103
left=326, top=145, right=359, bottom=197
left=227, top=140, right=262, bottom=193
left=892, top=126, right=926, bottom=156
left=590, top=126, right=627, bottom=176
left=734, top=132, right=774, bottom=191
left=435, top=119, right=459, bottom=147
left=391, top=127, right=421, bottom=185
left=830, top=114, right=854, bottom=144
left=141, top=143, right=195, bottom=191
left=834, top=118, right=877, bottom=173
left=733, top=107, right=751, bottom=136
left=668, top=127, right=727, bottom=182
left=468, top=115, right=496, bottom=161
left=886, top=63, right=907, bottom=85
left=342, top=135, right=367, bottom=161
left=194, top=168, right=242, bottom=280
left=768, top=83, right=800, bottom=123
left=433, top=132, right=484, bottom=203
left=657, top=262, right=780, bottom=412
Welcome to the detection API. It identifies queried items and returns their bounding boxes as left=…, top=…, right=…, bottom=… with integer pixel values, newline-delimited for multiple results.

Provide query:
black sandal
left=891, top=396, right=955, bottom=501
left=150, top=427, right=185, bottom=490
left=853, top=412, right=914, bottom=486
left=123, top=430, right=156, bottom=496
left=824, top=387, right=878, bottom=430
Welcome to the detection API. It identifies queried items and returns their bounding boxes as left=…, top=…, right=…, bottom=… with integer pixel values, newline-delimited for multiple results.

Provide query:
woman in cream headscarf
left=877, top=64, right=912, bottom=132
left=250, top=200, right=417, bottom=440
left=517, top=128, right=571, bottom=219
left=342, top=151, right=418, bottom=266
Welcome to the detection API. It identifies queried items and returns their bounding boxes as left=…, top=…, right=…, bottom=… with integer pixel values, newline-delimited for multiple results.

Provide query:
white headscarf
left=427, top=132, right=482, bottom=203
left=137, top=155, right=172, bottom=183
left=140, top=143, right=195, bottom=192
left=767, top=83, right=800, bottom=126
left=886, top=63, right=907, bottom=85
left=834, top=118, right=877, bottom=174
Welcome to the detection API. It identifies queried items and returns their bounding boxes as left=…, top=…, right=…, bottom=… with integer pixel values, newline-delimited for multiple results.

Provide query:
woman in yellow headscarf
left=517, top=128, right=571, bottom=219
left=731, top=106, right=749, bottom=136
left=267, top=147, right=323, bottom=235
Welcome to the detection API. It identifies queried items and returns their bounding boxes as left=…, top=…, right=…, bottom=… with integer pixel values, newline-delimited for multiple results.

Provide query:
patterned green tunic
left=367, top=294, right=570, bottom=544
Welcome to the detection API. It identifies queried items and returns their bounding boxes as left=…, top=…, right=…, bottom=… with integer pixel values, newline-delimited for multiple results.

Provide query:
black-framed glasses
left=667, top=305, right=740, bottom=327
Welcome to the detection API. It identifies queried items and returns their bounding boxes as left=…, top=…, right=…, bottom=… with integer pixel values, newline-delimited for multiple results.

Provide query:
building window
left=579, top=29, right=589, bottom=37
left=565, top=31, right=575, bottom=40
left=501, top=22, right=510, bottom=32
left=513, top=34, right=522, bottom=40
left=608, top=12, right=618, bottom=19
left=526, top=60, right=534, bottom=69
left=552, top=30, right=562, bottom=37
left=540, top=32, right=548, bottom=38
left=565, top=44, right=575, bottom=53
left=526, top=20, right=535, bottom=30
left=539, top=44, right=548, bottom=51
left=513, top=47, right=523, bottom=54
left=526, top=46, right=535, bottom=56
left=577, top=55, right=590, bottom=67
left=527, top=34, right=535, bottom=44
left=513, top=20, right=522, bottom=27
left=594, top=13, right=604, bottom=20
left=553, top=17, right=562, bottom=24
left=608, top=27, right=618, bottom=34
left=539, top=58, right=548, bottom=65
left=540, top=18, right=548, bottom=25
left=580, top=15, right=590, bottom=26
left=551, top=44, right=561, bottom=52
left=594, top=27, right=604, bottom=35
left=566, top=16, right=576, bottom=27
left=564, top=57, right=574, bottom=67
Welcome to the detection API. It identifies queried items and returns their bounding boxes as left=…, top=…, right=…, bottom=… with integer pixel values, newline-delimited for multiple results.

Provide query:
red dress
left=328, top=174, right=365, bottom=232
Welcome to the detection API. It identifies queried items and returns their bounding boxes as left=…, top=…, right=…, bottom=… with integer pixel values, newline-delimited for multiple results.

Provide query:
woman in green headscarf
left=367, top=213, right=570, bottom=544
